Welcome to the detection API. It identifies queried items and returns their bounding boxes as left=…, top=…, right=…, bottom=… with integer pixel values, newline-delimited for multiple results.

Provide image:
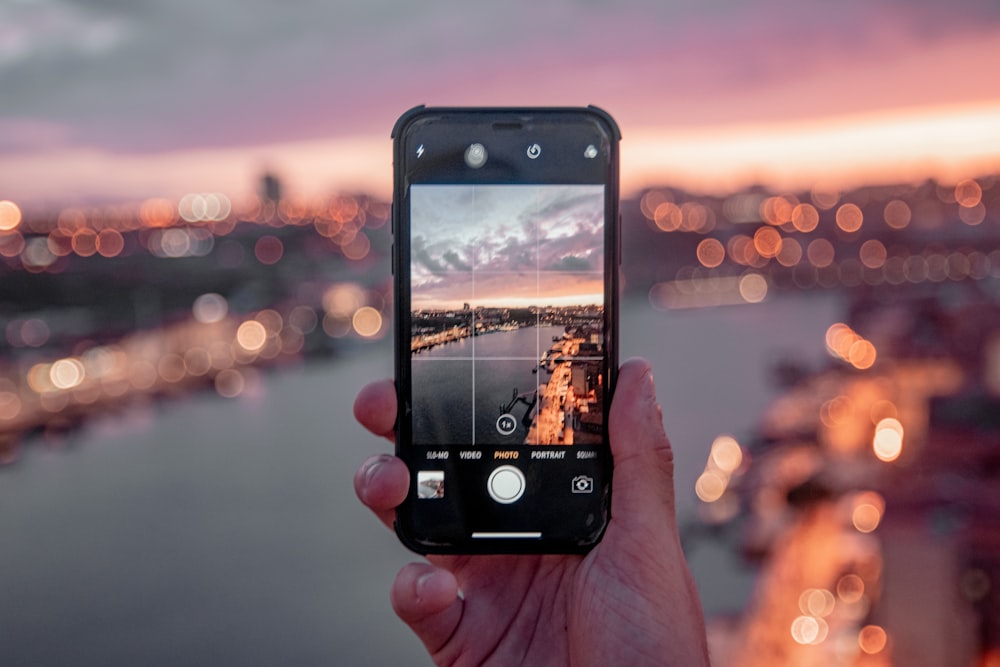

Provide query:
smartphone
left=391, top=106, right=620, bottom=554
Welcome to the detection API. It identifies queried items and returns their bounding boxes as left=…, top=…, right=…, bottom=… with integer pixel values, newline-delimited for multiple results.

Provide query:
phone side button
left=618, top=213, right=622, bottom=266
left=487, top=465, right=526, bottom=504
left=390, top=242, right=395, bottom=274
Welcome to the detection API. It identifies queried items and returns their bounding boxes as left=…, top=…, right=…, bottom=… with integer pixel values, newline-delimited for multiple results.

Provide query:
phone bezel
left=391, top=106, right=621, bottom=554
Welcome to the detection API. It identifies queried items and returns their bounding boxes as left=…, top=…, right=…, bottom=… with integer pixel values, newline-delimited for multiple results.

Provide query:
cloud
left=4, top=0, right=1000, bottom=203
left=442, top=249, right=471, bottom=271
left=547, top=255, right=595, bottom=272
left=0, top=1, right=130, bottom=66
left=4, top=0, right=996, bottom=157
left=411, top=235, right=447, bottom=275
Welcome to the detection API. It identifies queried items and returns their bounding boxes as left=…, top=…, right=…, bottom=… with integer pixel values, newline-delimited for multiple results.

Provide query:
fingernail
left=363, top=454, right=393, bottom=486
left=415, top=571, right=434, bottom=600
left=642, top=367, right=656, bottom=396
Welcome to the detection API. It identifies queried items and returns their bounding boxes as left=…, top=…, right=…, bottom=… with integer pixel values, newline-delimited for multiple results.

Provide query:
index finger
left=353, top=379, right=397, bottom=441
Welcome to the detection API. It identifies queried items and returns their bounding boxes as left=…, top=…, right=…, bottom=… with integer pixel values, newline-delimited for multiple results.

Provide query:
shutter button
left=487, top=465, right=525, bottom=504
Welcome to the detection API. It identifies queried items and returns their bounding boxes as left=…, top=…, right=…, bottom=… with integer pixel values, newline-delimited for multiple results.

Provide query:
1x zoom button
left=487, top=465, right=526, bottom=504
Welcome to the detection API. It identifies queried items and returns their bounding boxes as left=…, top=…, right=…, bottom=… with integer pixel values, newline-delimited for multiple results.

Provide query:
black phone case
left=391, top=106, right=621, bottom=554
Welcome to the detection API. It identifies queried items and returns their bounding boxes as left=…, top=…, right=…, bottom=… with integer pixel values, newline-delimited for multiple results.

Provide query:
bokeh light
left=0, top=200, right=22, bottom=231
left=710, top=435, right=743, bottom=473
left=835, top=203, right=863, bottom=233
left=352, top=306, right=382, bottom=337
left=739, top=273, right=768, bottom=303
left=858, top=625, right=888, bottom=654
left=790, top=615, right=829, bottom=645
left=696, top=238, right=726, bottom=268
left=255, top=235, right=284, bottom=264
left=791, top=202, right=819, bottom=232
left=236, top=320, right=267, bottom=352
left=851, top=491, right=886, bottom=532
left=836, top=574, right=865, bottom=603
left=807, top=238, right=835, bottom=268
left=798, top=588, right=836, bottom=617
left=193, top=293, right=229, bottom=324
left=695, top=470, right=728, bottom=503
left=873, top=417, right=904, bottom=462
left=954, top=179, right=982, bottom=208
left=883, top=199, right=911, bottom=229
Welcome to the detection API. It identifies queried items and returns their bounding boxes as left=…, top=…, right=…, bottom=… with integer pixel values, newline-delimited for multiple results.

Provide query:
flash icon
left=416, top=144, right=425, bottom=158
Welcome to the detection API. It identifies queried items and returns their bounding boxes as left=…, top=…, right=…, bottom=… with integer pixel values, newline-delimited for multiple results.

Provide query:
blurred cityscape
left=2, top=170, right=999, bottom=666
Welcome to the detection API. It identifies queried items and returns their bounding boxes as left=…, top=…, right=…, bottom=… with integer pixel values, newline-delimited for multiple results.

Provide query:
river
left=0, top=292, right=842, bottom=665
left=411, top=324, right=566, bottom=445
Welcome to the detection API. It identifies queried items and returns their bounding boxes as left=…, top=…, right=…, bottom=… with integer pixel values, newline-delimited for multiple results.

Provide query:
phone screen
left=393, top=108, right=619, bottom=553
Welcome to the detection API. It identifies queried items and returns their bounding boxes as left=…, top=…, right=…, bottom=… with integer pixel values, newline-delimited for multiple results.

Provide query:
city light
left=178, top=193, right=232, bottom=223
left=752, top=226, right=782, bottom=259
left=50, top=358, right=86, bottom=390
left=806, top=238, right=835, bottom=268
left=790, top=614, right=829, bottom=645
left=193, top=293, right=229, bottom=324
left=835, top=574, right=865, bottom=603
left=798, top=588, right=836, bottom=617
left=214, top=368, right=245, bottom=398
left=695, top=435, right=745, bottom=519
left=858, top=624, right=888, bottom=654
left=851, top=491, right=885, bottom=533
left=791, top=202, right=819, bottom=232
left=825, top=323, right=878, bottom=370
left=695, top=470, right=728, bottom=503
left=0, top=200, right=22, bottom=231
left=738, top=273, right=768, bottom=303
left=352, top=307, right=383, bottom=338
left=873, top=417, right=904, bottom=462
left=859, top=239, right=887, bottom=269
left=710, top=435, right=744, bottom=473
left=0, top=391, right=22, bottom=421
left=236, top=320, right=267, bottom=353
left=254, top=235, right=284, bottom=265
left=140, top=198, right=179, bottom=227
left=955, top=178, right=982, bottom=208
left=696, top=238, right=726, bottom=268
left=882, top=199, right=911, bottom=229
left=775, top=237, right=802, bottom=267
left=835, top=203, right=864, bottom=233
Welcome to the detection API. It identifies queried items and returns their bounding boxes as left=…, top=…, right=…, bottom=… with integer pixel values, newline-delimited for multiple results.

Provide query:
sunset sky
left=2, top=0, right=1000, bottom=206
left=410, top=184, right=604, bottom=310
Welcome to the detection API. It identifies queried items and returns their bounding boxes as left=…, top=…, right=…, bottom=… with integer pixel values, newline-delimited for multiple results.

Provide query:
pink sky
left=2, top=0, right=1000, bottom=207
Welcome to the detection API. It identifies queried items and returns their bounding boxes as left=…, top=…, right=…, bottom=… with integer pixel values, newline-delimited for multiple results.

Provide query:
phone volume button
left=391, top=242, right=395, bottom=274
left=618, top=213, right=622, bottom=266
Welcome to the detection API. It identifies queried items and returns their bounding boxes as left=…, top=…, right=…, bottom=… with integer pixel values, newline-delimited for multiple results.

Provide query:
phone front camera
left=464, top=143, right=488, bottom=169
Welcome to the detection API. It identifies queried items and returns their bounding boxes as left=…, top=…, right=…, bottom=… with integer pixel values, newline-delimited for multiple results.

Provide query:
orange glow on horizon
left=624, top=101, right=1000, bottom=195
left=1, top=103, right=999, bottom=204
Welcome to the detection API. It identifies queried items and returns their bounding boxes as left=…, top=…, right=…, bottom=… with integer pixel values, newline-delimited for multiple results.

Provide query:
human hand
left=353, top=358, right=709, bottom=666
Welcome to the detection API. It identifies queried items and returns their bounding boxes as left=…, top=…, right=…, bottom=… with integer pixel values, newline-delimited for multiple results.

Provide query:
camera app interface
left=409, top=184, right=606, bottom=447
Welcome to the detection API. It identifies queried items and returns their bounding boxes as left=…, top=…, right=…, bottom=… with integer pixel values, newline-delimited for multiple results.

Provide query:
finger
left=608, top=357, right=677, bottom=524
left=391, top=562, right=463, bottom=657
left=354, top=454, right=409, bottom=529
left=354, top=379, right=397, bottom=441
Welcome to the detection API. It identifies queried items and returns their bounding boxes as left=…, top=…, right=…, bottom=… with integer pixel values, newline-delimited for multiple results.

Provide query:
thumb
left=607, top=358, right=677, bottom=530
